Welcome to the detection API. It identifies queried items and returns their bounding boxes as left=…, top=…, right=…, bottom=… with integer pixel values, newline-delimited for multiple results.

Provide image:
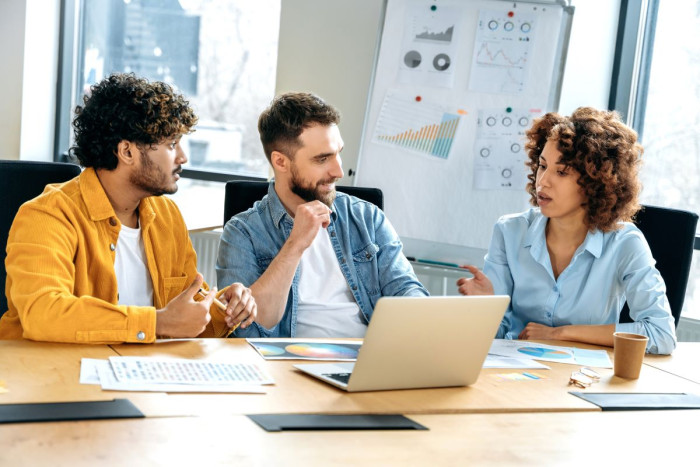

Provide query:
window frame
left=54, top=0, right=267, bottom=183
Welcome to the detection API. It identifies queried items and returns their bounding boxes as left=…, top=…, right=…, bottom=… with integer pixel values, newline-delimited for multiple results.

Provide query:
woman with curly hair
left=457, top=107, right=676, bottom=354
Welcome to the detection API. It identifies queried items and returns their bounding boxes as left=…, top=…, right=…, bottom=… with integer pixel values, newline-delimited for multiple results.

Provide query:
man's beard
left=130, top=149, right=179, bottom=196
left=290, top=163, right=337, bottom=207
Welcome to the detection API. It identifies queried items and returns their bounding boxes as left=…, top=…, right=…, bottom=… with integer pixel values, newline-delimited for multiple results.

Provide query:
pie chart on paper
left=517, top=346, right=571, bottom=359
left=284, top=343, right=359, bottom=360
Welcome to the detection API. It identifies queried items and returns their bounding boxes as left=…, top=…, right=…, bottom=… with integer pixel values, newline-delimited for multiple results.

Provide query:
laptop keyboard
left=322, top=372, right=352, bottom=385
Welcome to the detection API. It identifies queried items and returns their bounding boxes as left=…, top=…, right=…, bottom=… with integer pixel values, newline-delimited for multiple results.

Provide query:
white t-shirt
left=114, top=224, right=154, bottom=307
left=295, top=228, right=368, bottom=338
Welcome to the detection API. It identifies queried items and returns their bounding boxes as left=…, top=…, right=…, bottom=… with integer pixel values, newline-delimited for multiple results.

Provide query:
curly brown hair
left=258, top=92, right=340, bottom=162
left=524, top=107, right=642, bottom=231
left=70, top=73, right=198, bottom=170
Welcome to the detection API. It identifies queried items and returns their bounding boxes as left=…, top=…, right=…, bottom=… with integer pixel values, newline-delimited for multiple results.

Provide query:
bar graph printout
left=469, top=9, right=537, bottom=94
left=372, top=91, right=462, bottom=160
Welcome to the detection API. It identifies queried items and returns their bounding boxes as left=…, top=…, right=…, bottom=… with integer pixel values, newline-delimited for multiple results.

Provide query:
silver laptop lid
left=346, top=295, right=509, bottom=391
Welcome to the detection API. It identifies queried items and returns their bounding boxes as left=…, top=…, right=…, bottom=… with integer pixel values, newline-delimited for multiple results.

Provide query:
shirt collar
left=524, top=210, right=604, bottom=259
left=79, top=167, right=156, bottom=228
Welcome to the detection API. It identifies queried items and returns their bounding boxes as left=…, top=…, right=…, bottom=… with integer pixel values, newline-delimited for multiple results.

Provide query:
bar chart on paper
left=372, top=91, right=462, bottom=160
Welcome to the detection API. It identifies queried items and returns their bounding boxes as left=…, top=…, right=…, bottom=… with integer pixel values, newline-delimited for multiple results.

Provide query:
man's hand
left=286, top=201, right=331, bottom=254
left=456, top=265, right=495, bottom=296
left=156, top=273, right=212, bottom=337
left=221, top=283, right=257, bottom=330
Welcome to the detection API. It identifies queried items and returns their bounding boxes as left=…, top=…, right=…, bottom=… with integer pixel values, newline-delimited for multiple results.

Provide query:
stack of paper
left=81, top=356, right=274, bottom=393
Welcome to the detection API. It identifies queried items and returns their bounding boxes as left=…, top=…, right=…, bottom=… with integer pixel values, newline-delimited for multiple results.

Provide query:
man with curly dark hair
left=0, top=73, right=256, bottom=343
left=457, top=107, right=676, bottom=355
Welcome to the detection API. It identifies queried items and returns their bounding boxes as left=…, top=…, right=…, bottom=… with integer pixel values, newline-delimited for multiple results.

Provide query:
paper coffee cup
left=613, top=332, right=648, bottom=379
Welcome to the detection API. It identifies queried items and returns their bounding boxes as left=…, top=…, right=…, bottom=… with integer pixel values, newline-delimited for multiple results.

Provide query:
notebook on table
left=294, top=295, right=509, bottom=392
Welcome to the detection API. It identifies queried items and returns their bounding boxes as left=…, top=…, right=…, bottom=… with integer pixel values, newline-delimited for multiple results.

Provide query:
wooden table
left=108, top=339, right=700, bottom=417
left=0, top=410, right=694, bottom=466
left=643, top=341, right=700, bottom=384
left=1, top=338, right=699, bottom=465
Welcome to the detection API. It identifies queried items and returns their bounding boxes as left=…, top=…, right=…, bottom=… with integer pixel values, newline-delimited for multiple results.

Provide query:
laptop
left=294, top=295, right=509, bottom=392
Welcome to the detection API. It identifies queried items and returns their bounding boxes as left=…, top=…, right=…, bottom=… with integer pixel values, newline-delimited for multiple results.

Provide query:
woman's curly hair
left=524, top=107, right=642, bottom=232
left=70, top=73, right=198, bottom=170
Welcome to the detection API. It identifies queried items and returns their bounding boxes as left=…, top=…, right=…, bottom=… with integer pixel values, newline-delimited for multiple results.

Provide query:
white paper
left=489, top=339, right=612, bottom=368
left=79, top=358, right=104, bottom=385
left=483, top=354, right=550, bottom=369
left=95, top=361, right=265, bottom=393
left=469, top=9, right=536, bottom=94
left=107, top=356, right=274, bottom=385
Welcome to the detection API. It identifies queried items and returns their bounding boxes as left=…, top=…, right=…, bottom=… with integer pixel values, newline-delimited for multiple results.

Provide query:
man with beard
left=216, top=92, right=427, bottom=338
left=0, top=73, right=256, bottom=343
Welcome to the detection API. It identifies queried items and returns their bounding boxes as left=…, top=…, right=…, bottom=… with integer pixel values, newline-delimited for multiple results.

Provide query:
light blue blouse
left=484, top=208, right=676, bottom=354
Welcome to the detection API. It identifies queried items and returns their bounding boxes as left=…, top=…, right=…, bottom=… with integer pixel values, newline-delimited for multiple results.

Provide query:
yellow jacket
left=0, top=167, right=231, bottom=343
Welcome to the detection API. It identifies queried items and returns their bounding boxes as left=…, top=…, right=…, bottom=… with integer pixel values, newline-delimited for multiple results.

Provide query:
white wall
left=0, top=0, right=27, bottom=160
left=275, top=0, right=385, bottom=185
left=559, top=0, right=621, bottom=114
left=0, top=0, right=60, bottom=162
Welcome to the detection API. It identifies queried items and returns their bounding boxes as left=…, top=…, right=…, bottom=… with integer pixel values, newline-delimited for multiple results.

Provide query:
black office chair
left=619, top=204, right=699, bottom=327
left=223, top=180, right=384, bottom=224
left=0, top=160, right=82, bottom=315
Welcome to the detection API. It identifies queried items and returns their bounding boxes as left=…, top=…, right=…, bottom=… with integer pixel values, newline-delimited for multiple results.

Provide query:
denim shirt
left=216, top=182, right=428, bottom=337
left=485, top=208, right=676, bottom=355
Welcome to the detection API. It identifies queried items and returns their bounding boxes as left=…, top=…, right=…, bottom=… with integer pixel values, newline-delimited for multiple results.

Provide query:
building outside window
left=61, top=0, right=280, bottom=180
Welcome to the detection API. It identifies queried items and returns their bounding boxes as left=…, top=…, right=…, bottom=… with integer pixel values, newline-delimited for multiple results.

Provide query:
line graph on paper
left=469, top=9, right=536, bottom=94
left=372, top=91, right=462, bottom=160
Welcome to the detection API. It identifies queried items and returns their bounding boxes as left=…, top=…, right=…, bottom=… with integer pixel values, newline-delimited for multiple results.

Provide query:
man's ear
left=116, top=140, right=138, bottom=166
left=271, top=150, right=289, bottom=173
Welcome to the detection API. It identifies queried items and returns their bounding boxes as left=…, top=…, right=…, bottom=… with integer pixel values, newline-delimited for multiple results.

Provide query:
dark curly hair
left=524, top=107, right=642, bottom=232
left=258, top=92, right=340, bottom=162
left=70, top=73, right=198, bottom=170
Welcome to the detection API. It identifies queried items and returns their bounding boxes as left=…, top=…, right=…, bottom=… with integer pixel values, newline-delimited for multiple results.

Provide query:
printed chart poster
left=469, top=9, right=536, bottom=94
left=473, top=107, right=540, bottom=190
left=247, top=339, right=361, bottom=361
left=398, top=3, right=463, bottom=88
left=373, top=90, right=463, bottom=160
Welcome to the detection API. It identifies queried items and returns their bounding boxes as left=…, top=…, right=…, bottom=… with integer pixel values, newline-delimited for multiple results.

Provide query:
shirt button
left=546, top=312, right=552, bottom=318
left=110, top=243, right=116, bottom=251
left=330, top=231, right=336, bottom=237
left=109, top=217, right=117, bottom=226
left=365, top=253, right=371, bottom=259
left=136, top=331, right=146, bottom=341
left=340, top=258, right=346, bottom=264
left=352, top=285, right=358, bottom=291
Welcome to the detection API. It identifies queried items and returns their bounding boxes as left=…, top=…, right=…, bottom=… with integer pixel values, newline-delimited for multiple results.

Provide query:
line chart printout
left=469, top=9, right=536, bottom=94
left=473, top=107, right=540, bottom=190
left=372, top=91, right=462, bottom=160
left=398, top=3, right=464, bottom=88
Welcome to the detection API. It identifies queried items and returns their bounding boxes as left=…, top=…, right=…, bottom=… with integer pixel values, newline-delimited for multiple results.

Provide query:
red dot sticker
left=508, top=11, right=514, bottom=17
left=415, top=96, right=422, bottom=102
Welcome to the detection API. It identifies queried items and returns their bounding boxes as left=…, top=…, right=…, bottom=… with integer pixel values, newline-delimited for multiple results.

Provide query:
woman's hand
left=456, top=265, right=494, bottom=296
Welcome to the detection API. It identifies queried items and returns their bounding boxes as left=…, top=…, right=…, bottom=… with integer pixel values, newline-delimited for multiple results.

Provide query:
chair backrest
left=619, top=204, right=699, bottom=327
left=1, top=160, right=82, bottom=314
left=223, top=180, right=384, bottom=224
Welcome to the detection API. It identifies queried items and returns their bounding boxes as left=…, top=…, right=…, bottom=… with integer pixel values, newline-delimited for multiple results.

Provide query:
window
left=57, top=0, right=280, bottom=181
left=612, top=0, right=700, bottom=319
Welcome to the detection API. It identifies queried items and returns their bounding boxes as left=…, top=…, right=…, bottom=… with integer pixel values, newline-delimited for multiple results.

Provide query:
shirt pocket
left=163, top=275, right=188, bottom=302
left=352, top=242, right=381, bottom=297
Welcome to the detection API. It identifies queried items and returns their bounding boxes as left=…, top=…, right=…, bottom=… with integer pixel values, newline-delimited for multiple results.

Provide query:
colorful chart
left=284, top=343, right=358, bottom=360
left=517, top=346, right=571, bottom=360
left=373, top=91, right=462, bottom=160
left=253, top=344, right=287, bottom=357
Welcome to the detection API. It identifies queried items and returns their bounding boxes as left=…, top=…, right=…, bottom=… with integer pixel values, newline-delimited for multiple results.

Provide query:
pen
left=411, top=258, right=467, bottom=269
left=197, top=288, right=227, bottom=313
